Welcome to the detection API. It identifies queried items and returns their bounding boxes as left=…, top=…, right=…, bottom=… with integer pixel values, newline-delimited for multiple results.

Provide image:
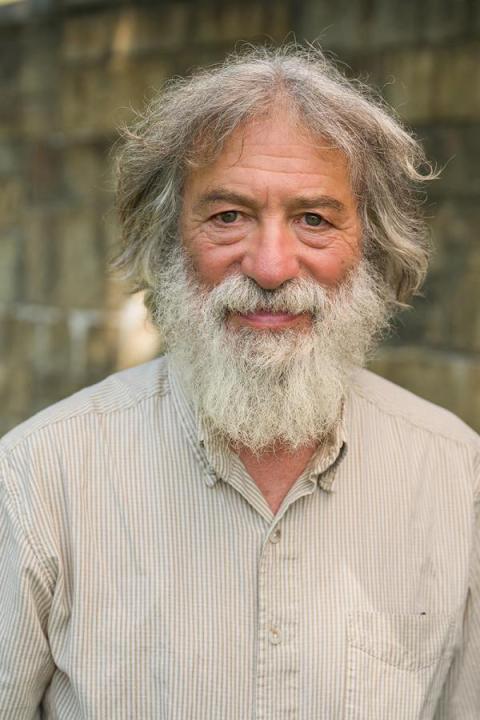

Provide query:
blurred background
left=1, top=0, right=479, bottom=435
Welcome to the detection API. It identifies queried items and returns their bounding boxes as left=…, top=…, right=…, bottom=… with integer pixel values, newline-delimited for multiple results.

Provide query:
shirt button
left=269, top=626, right=281, bottom=644
left=270, top=528, right=281, bottom=544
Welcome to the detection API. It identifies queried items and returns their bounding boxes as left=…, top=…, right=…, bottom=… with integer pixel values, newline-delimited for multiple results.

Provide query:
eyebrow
left=193, top=189, right=347, bottom=215
left=286, top=195, right=346, bottom=213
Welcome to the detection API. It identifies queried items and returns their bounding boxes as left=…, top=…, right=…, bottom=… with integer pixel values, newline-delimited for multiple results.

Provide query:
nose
left=240, top=220, right=300, bottom=290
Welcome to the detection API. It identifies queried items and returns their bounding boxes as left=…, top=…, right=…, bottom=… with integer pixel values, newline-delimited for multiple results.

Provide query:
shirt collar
left=168, top=357, right=231, bottom=486
left=168, top=354, right=347, bottom=491
left=307, top=414, right=347, bottom=492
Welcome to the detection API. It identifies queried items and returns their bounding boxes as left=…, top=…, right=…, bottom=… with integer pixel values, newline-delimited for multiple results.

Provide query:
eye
left=303, top=213, right=326, bottom=227
left=215, top=210, right=239, bottom=224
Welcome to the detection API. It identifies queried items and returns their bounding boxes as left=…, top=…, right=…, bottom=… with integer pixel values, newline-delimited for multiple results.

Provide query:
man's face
left=156, top=112, right=387, bottom=452
left=181, top=113, right=362, bottom=333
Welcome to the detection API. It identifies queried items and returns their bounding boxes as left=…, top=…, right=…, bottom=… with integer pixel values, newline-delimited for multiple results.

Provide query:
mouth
left=228, top=310, right=311, bottom=330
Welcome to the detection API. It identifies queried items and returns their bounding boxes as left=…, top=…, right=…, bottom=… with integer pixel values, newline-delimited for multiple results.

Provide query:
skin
left=180, top=111, right=362, bottom=514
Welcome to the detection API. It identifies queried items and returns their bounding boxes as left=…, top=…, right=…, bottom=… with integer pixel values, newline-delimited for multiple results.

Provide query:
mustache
left=201, top=274, right=330, bottom=320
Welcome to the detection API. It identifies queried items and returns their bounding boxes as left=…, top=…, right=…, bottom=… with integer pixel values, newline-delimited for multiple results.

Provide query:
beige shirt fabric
left=0, top=356, right=479, bottom=720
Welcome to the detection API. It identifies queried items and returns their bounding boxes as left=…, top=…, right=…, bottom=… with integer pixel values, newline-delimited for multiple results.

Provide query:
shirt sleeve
left=433, top=467, right=480, bottom=719
left=0, top=458, right=55, bottom=719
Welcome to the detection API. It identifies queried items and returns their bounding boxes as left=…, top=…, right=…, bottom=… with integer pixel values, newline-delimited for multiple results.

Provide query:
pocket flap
left=347, top=611, right=455, bottom=671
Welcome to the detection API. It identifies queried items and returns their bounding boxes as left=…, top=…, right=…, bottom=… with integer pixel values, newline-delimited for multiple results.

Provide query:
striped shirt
left=0, top=356, right=479, bottom=719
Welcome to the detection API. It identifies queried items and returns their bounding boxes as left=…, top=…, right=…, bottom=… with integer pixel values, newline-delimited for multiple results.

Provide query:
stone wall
left=0, top=0, right=479, bottom=434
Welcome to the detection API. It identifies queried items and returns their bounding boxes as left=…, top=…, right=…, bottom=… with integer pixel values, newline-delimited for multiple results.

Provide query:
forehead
left=184, top=114, right=354, bottom=200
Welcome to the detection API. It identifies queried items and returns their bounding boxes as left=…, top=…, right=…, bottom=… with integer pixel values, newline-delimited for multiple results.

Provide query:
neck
left=235, top=441, right=318, bottom=515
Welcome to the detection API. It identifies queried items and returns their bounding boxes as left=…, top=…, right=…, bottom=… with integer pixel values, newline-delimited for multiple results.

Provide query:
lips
left=235, top=310, right=307, bottom=329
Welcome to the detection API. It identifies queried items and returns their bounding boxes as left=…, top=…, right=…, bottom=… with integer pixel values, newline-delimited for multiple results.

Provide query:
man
left=0, top=46, right=478, bottom=719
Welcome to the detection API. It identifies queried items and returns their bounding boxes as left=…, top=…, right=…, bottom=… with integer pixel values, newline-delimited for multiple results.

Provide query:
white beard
left=153, top=246, right=391, bottom=454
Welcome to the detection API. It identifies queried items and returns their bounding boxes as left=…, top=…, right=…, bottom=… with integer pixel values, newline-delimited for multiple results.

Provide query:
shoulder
left=350, top=368, right=479, bottom=448
left=348, top=368, right=480, bottom=501
left=0, top=357, right=170, bottom=460
left=0, top=357, right=175, bottom=571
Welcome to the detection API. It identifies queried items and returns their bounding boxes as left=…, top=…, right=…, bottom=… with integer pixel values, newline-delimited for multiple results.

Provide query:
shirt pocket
left=344, top=611, right=456, bottom=720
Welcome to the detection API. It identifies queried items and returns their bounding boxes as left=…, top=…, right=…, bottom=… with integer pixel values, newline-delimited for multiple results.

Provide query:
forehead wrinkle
left=224, top=163, right=342, bottom=178
left=223, top=142, right=343, bottom=164
left=222, top=128, right=344, bottom=170
left=224, top=127, right=343, bottom=162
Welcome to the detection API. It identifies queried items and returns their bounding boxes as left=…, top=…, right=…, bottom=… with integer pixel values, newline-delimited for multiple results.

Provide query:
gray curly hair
left=114, top=45, right=436, bottom=316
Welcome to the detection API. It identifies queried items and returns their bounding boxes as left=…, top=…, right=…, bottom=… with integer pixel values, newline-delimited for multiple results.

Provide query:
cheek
left=185, top=240, right=243, bottom=286
left=308, top=247, right=360, bottom=287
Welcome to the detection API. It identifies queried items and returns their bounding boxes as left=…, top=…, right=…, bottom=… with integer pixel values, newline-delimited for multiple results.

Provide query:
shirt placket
left=255, top=514, right=300, bottom=720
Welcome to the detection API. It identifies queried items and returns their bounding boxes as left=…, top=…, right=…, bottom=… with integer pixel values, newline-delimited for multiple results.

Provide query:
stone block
left=385, top=199, right=480, bottom=355
left=424, top=200, right=480, bottom=352
left=109, top=5, right=189, bottom=54
left=408, top=0, right=469, bottom=44
left=0, top=314, right=35, bottom=422
left=62, top=5, right=189, bottom=63
left=22, top=310, right=69, bottom=404
left=55, top=207, right=106, bottom=309
left=0, top=140, right=23, bottom=176
left=170, top=45, right=231, bottom=79
left=297, top=0, right=400, bottom=51
left=113, top=56, right=172, bottom=106
left=60, top=64, right=119, bottom=137
left=0, top=90, right=20, bottom=139
left=433, top=44, right=480, bottom=121
left=298, top=0, right=471, bottom=51
left=380, top=48, right=435, bottom=124
left=0, top=177, right=23, bottom=230
left=471, top=0, right=480, bottom=34
left=20, top=44, right=57, bottom=97
left=61, top=57, right=169, bottom=137
left=0, top=231, right=19, bottom=303
left=193, top=2, right=268, bottom=43
left=0, top=228, right=20, bottom=303
left=63, top=141, right=112, bottom=204
left=262, top=3, right=291, bottom=39
left=25, top=141, right=64, bottom=207
left=61, top=10, right=117, bottom=63
left=421, top=124, right=480, bottom=199
left=22, top=210, right=58, bottom=305
left=19, top=24, right=61, bottom=139
left=0, top=31, right=22, bottom=91
left=418, top=0, right=475, bottom=43
left=312, top=45, right=480, bottom=127
left=22, top=205, right=106, bottom=308
left=20, top=95, right=58, bottom=140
